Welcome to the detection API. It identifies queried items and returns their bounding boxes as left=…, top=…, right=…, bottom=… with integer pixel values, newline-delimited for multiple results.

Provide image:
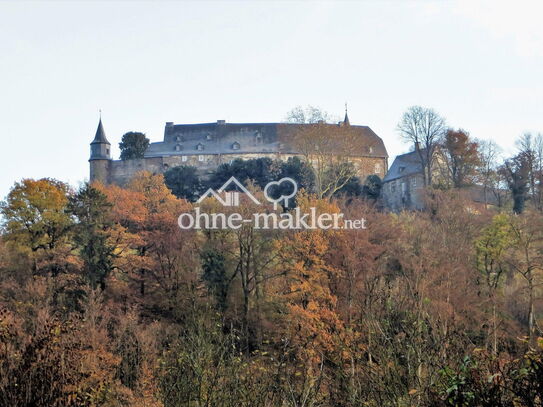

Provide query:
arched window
left=232, top=141, right=240, bottom=150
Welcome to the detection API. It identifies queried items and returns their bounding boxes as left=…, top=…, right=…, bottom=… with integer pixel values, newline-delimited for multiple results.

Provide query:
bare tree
left=290, top=122, right=360, bottom=199
left=478, top=140, right=503, bottom=207
left=284, top=105, right=338, bottom=124
left=397, top=106, right=447, bottom=186
left=284, top=106, right=359, bottom=199
left=517, top=133, right=543, bottom=211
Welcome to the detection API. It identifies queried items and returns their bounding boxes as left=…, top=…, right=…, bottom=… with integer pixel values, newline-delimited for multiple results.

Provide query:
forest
left=1, top=108, right=543, bottom=406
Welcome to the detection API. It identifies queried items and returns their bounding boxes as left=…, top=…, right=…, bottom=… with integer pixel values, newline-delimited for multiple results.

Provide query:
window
left=197, top=143, right=204, bottom=151
left=175, top=135, right=182, bottom=142
left=368, top=146, right=374, bottom=154
left=399, top=166, right=405, bottom=173
left=232, top=141, right=240, bottom=150
left=198, top=155, right=205, bottom=162
left=374, top=163, right=381, bottom=174
left=412, top=177, right=417, bottom=187
left=206, top=133, right=212, bottom=140
left=175, top=144, right=181, bottom=152
left=182, top=155, right=187, bottom=162
left=106, top=148, right=110, bottom=155
left=255, top=132, right=262, bottom=144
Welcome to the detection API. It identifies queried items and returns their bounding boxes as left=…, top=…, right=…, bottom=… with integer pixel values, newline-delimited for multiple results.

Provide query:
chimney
left=217, top=120, right=226, bottom=125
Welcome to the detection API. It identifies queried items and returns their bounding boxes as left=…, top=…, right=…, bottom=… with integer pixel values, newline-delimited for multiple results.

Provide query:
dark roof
left=344, top=110, right=350, bottom=125
left=145, top=121, right=388, bottom=158
left=383, top=149, right=423, bottom=182
left=91, top=118, right=110, bottom=145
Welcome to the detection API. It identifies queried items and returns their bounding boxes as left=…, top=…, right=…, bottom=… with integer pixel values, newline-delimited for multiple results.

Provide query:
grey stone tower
left=89, top=117, right=111, bottom=184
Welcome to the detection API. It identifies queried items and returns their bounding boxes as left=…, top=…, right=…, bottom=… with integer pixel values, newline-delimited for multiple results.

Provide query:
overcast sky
left=1, top=0, right=542, bottom=199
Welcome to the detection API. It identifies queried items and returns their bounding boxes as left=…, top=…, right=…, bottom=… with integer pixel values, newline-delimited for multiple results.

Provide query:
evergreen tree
left=163, top=165, right=203, bottom=201
left=119, top=132, right=150, bottom=160
left=68, top=183, right=115, bottom=290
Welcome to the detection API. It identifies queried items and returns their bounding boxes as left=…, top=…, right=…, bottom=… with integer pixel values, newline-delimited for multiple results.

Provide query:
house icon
left=196, top=176, right=261, bottom=206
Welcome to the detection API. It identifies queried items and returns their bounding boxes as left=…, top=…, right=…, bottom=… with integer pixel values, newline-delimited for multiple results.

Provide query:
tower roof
left=343, top=103, right=350, bottom=126
left=91, top=118, right=110, bottom=145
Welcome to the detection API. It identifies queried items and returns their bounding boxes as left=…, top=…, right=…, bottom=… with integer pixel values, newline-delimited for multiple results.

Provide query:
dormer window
left=368, top=146, right=374, bottom=154
left=197, top=143, right=204, bottom=151
left=175, top=135, right=182, bottom=142
left=399, top=166, right=405, bottom=173
left=232, top=141, right=240, bottom=150
left=206, top=133, right=212, bottom=141
left=175, top=144, right=182, bottom=152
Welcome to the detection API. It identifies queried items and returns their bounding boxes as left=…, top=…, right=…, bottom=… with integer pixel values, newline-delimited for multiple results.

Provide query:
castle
left=89, top=113, right=389, bottom=187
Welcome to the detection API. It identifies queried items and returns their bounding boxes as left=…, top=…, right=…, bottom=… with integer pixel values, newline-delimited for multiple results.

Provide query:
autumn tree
left=397, top=106, right=447, bottom=186
left=507, top=211, right=543, bottom=347
left=273, top=194, right=345, bottom=364
left=475, top=213, right=512, bottom=354
left=438, top=129, right=480, bottom=188
left=0, top=178, right=73, bottom=275
left=126, top=172, right=198, bottom=308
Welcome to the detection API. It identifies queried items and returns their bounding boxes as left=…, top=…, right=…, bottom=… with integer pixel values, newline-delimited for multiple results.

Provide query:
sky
left=0, top=0, right=542, bottom=200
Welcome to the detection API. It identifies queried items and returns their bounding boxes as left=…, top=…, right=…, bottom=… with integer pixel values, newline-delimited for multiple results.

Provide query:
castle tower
left=89, top=117, right=112, bottom=184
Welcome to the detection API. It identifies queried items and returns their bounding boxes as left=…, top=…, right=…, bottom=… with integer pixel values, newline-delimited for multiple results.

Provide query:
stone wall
left=103, top=153, right=388, bottom=186
left=382, top=174, right=425, bottom=212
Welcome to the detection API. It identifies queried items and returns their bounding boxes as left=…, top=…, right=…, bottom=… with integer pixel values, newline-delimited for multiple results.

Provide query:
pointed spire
left=92, top=115, right=110, bottom=145
left=343, top=102, right=350, bottom=126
